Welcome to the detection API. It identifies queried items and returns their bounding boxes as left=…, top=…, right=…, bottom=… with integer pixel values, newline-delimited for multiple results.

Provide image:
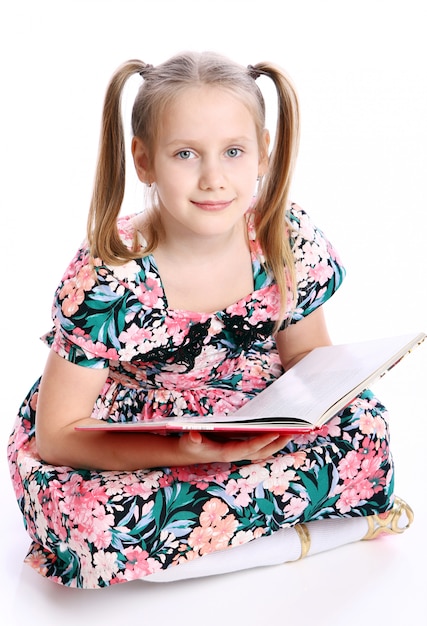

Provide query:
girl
left=7, top=51, right=412, bottom=588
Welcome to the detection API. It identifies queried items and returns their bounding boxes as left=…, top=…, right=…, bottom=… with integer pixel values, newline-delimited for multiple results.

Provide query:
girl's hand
left=177, top=430, right=291, bottom=464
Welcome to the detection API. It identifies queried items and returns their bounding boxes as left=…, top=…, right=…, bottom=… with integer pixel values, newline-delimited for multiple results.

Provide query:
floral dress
left=7, top=204, right=394, bottom=588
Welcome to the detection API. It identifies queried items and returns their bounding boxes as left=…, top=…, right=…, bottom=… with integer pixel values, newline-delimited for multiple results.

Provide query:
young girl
left=8, top=51, right=413, bottom=588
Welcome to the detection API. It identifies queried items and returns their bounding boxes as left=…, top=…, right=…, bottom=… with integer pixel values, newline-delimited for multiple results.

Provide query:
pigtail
left=251, top=62, right=300, bottom=328
left=87, top=59, right=148, bottom=263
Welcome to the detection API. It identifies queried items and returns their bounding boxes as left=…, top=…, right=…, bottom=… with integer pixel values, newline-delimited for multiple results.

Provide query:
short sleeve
left=287, top=203, right=346, bottom=322
left=41, top=215, right=147, bottom=369
left=41, top=244, right=118, bottom=368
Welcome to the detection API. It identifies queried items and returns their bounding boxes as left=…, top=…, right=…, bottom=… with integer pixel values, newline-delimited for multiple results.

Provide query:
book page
left=229, top=332, right=426, bottom=426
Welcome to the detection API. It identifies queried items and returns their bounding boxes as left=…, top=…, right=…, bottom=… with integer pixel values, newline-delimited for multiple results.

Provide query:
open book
left=76, top=331, right=426, bottom=435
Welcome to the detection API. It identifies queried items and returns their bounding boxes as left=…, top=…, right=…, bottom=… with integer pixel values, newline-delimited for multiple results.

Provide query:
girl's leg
left=9, top=387, right=403, bottom=587
left=144, top=497, right=413, bottom=583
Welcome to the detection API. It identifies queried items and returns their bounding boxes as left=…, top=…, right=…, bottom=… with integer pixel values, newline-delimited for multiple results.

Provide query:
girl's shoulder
left=286, top=202, right=316, bottom=238
left=57, top=213, right=153, bottom=299
left=117, top=212, right=146, bottom=250
left=286, top=202, right=338, bottom=257
left=246, top=201, right=320, bottom=247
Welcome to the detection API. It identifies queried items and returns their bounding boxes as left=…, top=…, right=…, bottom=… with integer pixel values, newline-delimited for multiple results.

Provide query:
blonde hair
left=87, top=51, right=300, bottom=326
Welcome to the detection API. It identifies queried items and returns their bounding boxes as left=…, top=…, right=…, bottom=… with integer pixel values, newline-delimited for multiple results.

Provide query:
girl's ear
left=132, top=137, right=153, bottom=184
left=258, top=129, right=270, bottom=177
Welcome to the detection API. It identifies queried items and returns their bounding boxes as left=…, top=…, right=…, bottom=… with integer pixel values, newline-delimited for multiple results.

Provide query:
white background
left=1, top=1, right=426, bottom=624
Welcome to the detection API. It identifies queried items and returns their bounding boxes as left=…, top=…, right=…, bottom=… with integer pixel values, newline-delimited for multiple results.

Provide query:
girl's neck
left=158, top=217, right=247, bottom=263
left=151, top=216, right=254, bottom=313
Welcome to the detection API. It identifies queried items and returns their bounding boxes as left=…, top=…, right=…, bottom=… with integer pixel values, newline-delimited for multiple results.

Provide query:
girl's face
left=132, top=85, right=269, bottom=242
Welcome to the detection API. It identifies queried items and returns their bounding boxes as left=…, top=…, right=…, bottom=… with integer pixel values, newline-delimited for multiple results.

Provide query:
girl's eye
left=226, top=147, right=242, bottom=158
left=176, top=150, right=195, bottom=160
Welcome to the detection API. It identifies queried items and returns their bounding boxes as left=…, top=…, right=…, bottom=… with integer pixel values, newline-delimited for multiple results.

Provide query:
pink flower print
left=71, top=334, right=119, bottom=360
left=197, top=542, right=217, bottom=558
left=76, top=265, right=96, bottom=291
left=189, top=498, right=238, bottom=555
left=171, top=465, right=209, bottom=489
left=336, top=487, right=363, bottom=513
left=123, top=471, right=162, bottom=499
left=11, top=419, right=32, bottom=450
left=60, top=475, right=109, bottom=519
left=93, top=549, right=120, bottom=581
left=367, top=468, right=387, bottom=494
left=193, top=344, right=226, bottom=371
left=83, top=504, right=115, bottom=549
left=199, top=498, right=229, bottom=527
left=254, top=287, right=282, bottom=320
left=283, top=450, right=307, bottom=470
left=270, top=454, right=298, bottom=472
left=164, top=317, right=187, bottom=344
left=284, top=496, right=309, bottom=518
left=119, top=323, right=151, bottom=347
left=61, top=283, right=85, bottom=316
left=377, top=438, right=390, bottom=464
left=9, top=463, right=24, bottom=501
left=360, top=453, right=382, bottom=478
left=121, top=546, right=162, bottom=580
left=111, top=259, right=140, bottom=282
left=117, top=218, right=134, bottom=241
left=298, top=211, right=316, bottom=242
left=210, top=515, right=239, bottom=552
left=263, top=468, right=295, bottom=496
left=294, top=259, right=309, bottom=283
left=24, top=549, right=50, bottom=577
left=150, top=324, right=171, bottom=348
left=226, top=300, right=249, bottom=318
left=224, top=478, right=240, bottom=497
left=308, top=260, right=334, bottom=286
left=253, top=527, right=265, bottom=539
left=231, top=529, right=255, bottom=547
left=353, top=396, right=379, bottom=412
left=151, top=472, right=174, bottom=490
left=358, top=411, right=376, bottom=435
left=58, top=278, right=76, bottom=299
left=177, top=461, right=233, bottom=488
left=355, top=473, right=385, bottom=501
left=240, top=369, right=267, bottom=394
left=316, top=415, right=341, bottom=438
left=61, top=254, right=83, bottom=281
left=208, top=314, right=224, bottom=337
left=166, top=310, right=206, bottom=332
left=243, top=361, right=265, bottom=379
left=230, top=478, right=255, bottom=507
left=357, top=436, right=377, bottom=461
left=208, top=462, right=234, bottom=484
left=263, top=457, right=297, bottom=496
left=188, top=524, right=214, bottom=553
left=135, top=274, right=164, bottom=307
left=302, top=240, right=321, bottom=266
left=337, top=450, right=360, bottom=480
left=173, top=549, right=200, bottom=567
left=240, top=463, right=270, bottom=485
left=39, top=484, right=68, bottom=542
left=373, top=414, right=387, bottom=439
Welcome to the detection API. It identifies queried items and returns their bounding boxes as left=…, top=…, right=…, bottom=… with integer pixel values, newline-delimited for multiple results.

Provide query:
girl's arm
left=35, top=350, right=290, bottom=471
left=276, top=306, right=332, bottom=370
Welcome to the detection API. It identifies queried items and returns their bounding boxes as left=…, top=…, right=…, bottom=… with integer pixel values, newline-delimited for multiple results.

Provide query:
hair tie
left=139, top=63, right=154, bottom=78
left=247, top=64, right=263, bottom=80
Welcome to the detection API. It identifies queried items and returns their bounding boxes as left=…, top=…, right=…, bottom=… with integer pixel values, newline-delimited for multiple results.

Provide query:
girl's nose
left=198, top=158, right=226, bottom=190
